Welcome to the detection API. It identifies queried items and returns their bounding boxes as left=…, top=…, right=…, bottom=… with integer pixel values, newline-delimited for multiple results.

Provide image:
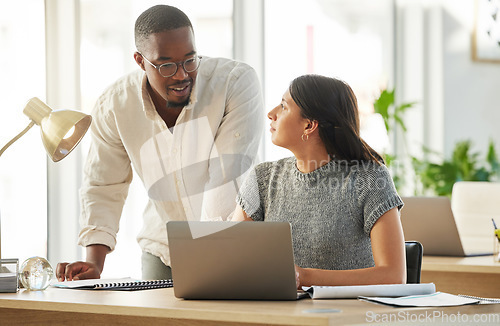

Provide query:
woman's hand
left=294, top=265, right=305, bottom=289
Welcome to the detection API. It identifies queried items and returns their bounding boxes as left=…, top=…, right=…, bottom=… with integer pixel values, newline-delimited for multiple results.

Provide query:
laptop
left=401, top=196, right=491, bottom=256
left=166, top=221, right=304, bottom=300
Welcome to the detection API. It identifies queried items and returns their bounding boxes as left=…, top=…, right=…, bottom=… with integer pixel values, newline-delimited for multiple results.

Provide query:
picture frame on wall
left=472, top=0, right=500, bottom=63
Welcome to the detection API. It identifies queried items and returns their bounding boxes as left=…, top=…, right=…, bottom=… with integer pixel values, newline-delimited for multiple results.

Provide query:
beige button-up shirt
left=78, top=57, right=264, bottom=265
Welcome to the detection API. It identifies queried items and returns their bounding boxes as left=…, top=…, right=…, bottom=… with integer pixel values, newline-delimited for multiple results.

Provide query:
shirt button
left=234, top=132, right=240, bottom=138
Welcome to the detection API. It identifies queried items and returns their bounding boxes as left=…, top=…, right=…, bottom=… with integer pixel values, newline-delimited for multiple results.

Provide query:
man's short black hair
left=135, top=5, right=193, bottom=52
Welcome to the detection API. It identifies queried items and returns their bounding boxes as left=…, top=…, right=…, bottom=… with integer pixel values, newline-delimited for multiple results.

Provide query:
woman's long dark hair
left=289, top=74, right=384, bottom=164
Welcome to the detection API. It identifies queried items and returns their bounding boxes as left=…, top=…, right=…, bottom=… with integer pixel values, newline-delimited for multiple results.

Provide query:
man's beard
left=166, top=98, right=190, bottom=109
left=165, top=79, right=192, bottom=109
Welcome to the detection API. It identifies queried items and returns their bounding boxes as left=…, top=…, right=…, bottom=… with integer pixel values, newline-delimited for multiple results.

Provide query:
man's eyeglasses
left=139, top=52, right=202, bottom=77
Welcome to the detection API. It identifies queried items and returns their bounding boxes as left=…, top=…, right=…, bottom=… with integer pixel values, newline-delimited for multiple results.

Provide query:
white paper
left=359, top=292, right=480, bottom=307
left=0, top=273, right=16, bottom=278
left=303, top=283, right=436, bottom=299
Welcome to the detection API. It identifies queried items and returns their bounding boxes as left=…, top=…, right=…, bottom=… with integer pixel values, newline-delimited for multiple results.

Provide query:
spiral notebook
left=52, top=277, right=173, bottom=291
left=359, top=292, right=481, bottom=307
left=457, top=294, right=500, bottom=304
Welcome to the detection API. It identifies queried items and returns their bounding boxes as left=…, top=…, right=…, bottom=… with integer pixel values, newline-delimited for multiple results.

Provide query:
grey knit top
left=236, top=156, right=403, bottom=270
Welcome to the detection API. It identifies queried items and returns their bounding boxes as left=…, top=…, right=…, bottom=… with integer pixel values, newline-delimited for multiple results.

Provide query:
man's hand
left=56, top=261, right=101, bottom=281
left=56, top=244, right=110, bottom=281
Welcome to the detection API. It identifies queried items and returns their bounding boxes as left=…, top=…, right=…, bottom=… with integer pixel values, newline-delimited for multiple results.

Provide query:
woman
left=232, top=74, right=406, bottom=288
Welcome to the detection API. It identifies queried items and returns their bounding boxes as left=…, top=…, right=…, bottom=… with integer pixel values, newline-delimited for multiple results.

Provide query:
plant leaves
left=373, top=89, right=394, bottom=132
left=487, top=139, right=500, bottom=177
left=414, top=139, right=500, bottom=197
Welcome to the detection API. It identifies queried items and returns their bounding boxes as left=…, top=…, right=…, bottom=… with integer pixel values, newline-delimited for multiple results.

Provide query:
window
left=0, top=1, right=47, bottom=262
left=263, top=0, right=394, bottom=160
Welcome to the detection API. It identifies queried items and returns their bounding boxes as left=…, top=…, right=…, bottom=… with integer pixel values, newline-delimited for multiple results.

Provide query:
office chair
left=405, top=241, right=423, bottom=284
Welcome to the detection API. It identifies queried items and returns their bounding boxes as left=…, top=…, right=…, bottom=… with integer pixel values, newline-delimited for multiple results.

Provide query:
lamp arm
left=0, top=121, right=36, bottom=158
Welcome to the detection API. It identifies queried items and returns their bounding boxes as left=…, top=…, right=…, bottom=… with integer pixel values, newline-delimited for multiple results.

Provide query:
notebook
left=400, top=196, right=491, bottom=256
left=52, top=278, right=173, bottom=291
left=304, top=283, right=436, bottom=299
left=359, top=292, right=481, bottom=307
left=166, top=221, right=301, bottom=300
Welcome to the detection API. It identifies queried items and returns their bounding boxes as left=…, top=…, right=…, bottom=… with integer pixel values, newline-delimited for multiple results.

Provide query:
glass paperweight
left=18, top=256, right=54, bottom=291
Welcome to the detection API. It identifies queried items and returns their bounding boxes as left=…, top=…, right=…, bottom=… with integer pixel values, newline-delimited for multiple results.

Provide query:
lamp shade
left=23, top=97, right=92, bottom=162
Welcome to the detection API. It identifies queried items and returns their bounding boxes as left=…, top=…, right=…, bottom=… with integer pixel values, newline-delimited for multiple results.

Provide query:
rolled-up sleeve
left=78, top=95, right=133, bottom=251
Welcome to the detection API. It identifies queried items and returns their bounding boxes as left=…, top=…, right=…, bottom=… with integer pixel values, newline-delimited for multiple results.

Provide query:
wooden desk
left=1, top=287, right=500, bottom=325
left=422, top=255, right=500, bottom=297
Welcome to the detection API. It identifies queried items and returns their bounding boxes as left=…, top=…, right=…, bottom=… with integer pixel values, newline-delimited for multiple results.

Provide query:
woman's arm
left=296, top=207, right=406, bottom=287
left=231, top=204, right=254, bottom=221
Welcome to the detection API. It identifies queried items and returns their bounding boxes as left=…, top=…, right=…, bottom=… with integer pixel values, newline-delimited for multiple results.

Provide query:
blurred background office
left=1, top=0, right=499, bottom=278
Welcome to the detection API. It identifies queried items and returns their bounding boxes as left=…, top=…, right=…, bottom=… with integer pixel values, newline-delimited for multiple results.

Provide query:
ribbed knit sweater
left=236, top=156, right=403, bottom=270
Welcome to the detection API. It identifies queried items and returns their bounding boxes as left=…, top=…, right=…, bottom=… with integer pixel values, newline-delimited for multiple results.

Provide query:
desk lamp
left=0, top=97, right=92, bottom=163
left=0, top=97, right=91, bottom=290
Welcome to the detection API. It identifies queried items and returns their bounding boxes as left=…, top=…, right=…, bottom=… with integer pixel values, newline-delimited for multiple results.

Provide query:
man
left=56, top=5, right=263, bottom=281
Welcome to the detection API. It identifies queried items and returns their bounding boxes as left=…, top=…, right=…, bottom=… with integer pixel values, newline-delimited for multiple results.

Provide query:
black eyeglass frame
left=138, top=52, right=202, bottom=77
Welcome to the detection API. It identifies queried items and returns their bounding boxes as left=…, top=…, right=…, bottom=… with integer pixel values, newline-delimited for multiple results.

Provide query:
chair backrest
left=405, top=241, right=423, bottom=284
left=451, top=181, right=500, bottom=253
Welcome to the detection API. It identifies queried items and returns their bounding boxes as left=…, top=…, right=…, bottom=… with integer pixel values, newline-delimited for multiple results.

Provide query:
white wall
left=442, top=0, right=500, bottom=155
left=399, top=0, right=500, bottom=162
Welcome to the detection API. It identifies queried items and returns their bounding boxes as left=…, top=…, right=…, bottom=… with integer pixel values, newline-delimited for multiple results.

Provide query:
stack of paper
left=302, top=283, right=492, bottom=307
left=0, top=259, right=18, bottom=293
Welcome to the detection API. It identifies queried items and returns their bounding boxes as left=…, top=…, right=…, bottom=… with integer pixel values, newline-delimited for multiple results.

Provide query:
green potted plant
left=372, top=89, right=499, bottom=196
left=412, top=140, right=500, bottom=197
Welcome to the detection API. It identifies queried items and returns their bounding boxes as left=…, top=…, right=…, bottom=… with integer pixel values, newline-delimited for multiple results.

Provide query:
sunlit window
left=263, top=0, right=393, bottom=160
left=0, top=1, right=47, bottom=262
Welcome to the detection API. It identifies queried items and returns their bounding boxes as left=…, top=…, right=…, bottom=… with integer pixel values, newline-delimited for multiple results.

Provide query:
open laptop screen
left=167, top=221, right=299, bottom=300
left=401, top=196, right=490, bottom=256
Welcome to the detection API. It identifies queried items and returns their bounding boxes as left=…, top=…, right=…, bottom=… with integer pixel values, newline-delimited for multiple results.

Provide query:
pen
left=493, top=218, right=500, bottom=242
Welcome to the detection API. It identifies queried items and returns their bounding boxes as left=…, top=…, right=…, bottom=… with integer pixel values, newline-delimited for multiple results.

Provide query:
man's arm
left=58, top=95, right=133, bottom=280
left=77, top=95, right=133, bottom=252
left=201, top=63, right=264, bottom=221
